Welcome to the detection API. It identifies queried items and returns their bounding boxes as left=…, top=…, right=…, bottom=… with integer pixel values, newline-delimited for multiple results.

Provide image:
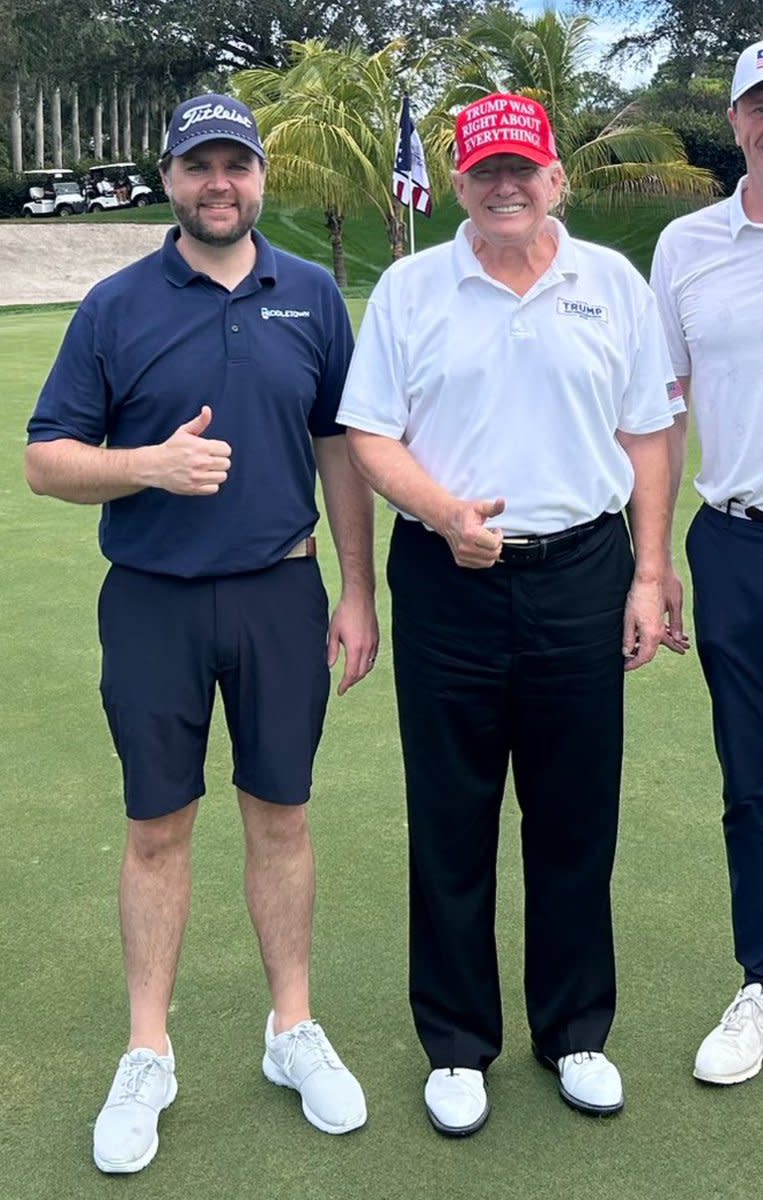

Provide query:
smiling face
left=729, top=82, right=763, bottom=175
left=451, top=153, right=563, bottom=249
left=161, top=140, right=265, bottom=247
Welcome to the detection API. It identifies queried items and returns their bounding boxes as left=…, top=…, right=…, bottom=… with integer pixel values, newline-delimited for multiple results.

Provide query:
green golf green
left=2, top=305, right=753, bottom=1200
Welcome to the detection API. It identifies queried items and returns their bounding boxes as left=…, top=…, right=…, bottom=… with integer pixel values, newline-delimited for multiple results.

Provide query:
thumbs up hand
left=438, top=496, right=505, bottom=568
left=144, top=406, right=232, bottom=495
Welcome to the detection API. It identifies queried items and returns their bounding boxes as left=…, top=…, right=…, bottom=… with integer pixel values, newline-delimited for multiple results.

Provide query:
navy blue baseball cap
left=162, top=94, right=266, bottom=160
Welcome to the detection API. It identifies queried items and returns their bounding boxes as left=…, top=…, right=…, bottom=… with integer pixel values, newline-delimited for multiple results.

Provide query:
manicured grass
left=3, top=308, right=758, bottom=1200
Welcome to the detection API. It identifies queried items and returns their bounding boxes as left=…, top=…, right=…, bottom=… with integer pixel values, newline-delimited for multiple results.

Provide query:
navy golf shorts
left=98, top=560, right=331, bottom=820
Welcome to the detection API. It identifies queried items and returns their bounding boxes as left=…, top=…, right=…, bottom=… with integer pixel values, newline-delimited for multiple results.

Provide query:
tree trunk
left=71, top=83, right=81, bottom=163
left=158, top=104, right=167, bottom=154
left=122, top=84, right=132, bottom=160
left=52, top=86, right=63, bottom=168
left=34, top=81, right=44, bottom=168
left=111, top=77, right=119, bottom=159
left=325, top=208, right=348, bottom=288
left=11, top=72, right=23, bottom=173
left=94, top=88, right=103, bottom=159
left=389, top=201, right=407, bottom=259
left=141, top=100, right=150, bottom=155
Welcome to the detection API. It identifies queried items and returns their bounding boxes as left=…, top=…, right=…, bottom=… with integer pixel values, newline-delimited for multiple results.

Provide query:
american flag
left=392, top=95, right=432, bottom=217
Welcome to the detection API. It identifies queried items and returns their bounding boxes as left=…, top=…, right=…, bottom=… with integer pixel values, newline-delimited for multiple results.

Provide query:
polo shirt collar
left=453, top=216, right=578, bottom=286
left=729, top=175, right=763, bottom=238
left=160, top=226, right=278, bottom=288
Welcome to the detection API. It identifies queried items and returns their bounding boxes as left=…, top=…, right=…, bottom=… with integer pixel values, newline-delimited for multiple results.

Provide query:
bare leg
left=120, top=801, right=198, bottom=1053
left=238, top=790, right=314, bottom=1034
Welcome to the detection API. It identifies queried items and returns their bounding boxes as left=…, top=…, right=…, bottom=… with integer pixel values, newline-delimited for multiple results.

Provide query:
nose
left=206, top=167, right=231, bottom=190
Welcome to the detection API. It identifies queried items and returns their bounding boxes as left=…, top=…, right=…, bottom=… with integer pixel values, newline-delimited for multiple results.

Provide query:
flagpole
left=408, top=172, right=415, bottom=255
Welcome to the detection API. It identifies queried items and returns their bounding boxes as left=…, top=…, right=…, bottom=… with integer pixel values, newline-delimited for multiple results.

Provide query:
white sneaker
left=93, top=1039, right=178, bottom=1173
left=424, top=1067, right=490, bottom=1136
left=694, top=983, right=763, bottom=1085
left=262, top=1012, right=367, bottom=1134
left=557, top=1052, right=624, bottom=1116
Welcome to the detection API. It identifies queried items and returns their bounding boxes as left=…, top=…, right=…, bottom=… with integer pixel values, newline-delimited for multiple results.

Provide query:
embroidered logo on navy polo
left=260, top=307, right=311, bottom=321
left=557, top=298, right=609, bottom=322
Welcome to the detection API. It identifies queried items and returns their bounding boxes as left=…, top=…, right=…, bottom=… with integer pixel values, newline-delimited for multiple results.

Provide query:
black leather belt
left=725, top=499, right=763, bottom=523
left=499, top=512, right=613, bottom=564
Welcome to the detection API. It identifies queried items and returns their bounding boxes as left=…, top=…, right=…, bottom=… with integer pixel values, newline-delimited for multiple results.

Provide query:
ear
left=451, top=169, right=467, bottom=210
left=727, top=105, right=740, bottom=144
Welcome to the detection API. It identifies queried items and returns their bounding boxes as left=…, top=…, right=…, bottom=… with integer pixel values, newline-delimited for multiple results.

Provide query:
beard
left=170, top=195, right=263, bottom=246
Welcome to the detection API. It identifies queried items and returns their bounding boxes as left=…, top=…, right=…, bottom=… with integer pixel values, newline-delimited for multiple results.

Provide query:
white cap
left=731, top=40, right=763, bottom=104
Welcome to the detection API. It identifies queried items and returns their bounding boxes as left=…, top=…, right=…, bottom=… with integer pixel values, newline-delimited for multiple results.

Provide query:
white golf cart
left=22, top=170, right=86, bottom=217
left=82, top=168, right=122, bottom=213
left=100, top=162, right=155, bottom=207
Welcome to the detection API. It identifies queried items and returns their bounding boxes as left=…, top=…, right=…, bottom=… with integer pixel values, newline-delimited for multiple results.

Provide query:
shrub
left=0, top=170, right=30, bottom=218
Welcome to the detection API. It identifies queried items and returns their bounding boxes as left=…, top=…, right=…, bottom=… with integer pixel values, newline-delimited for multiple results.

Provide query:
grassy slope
left=5, top=193, right=695, bottom=288
left=2, top=280, right=754, bottom=1200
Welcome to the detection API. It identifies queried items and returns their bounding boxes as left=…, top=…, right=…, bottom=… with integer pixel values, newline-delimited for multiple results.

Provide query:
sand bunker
left=0, top=223, right=173, bottom=307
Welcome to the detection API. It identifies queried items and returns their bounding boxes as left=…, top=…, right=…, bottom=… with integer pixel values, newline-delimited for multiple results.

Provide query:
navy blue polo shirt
left=27, top=228, right=353, bottom=577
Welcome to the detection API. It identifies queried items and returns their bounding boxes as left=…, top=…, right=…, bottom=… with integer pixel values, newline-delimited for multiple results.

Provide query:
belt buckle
left=500, top=534, right=543, bottom=563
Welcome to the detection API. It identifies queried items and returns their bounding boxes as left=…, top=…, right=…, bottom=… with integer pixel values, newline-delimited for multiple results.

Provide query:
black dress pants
left=687, top=504, right=763, bottom=984
left=387, top=514, right=634, bottom=1071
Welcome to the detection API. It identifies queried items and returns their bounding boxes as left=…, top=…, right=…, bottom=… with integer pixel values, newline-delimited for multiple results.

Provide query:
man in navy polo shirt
left=25, top=93, right=378, bottom=1173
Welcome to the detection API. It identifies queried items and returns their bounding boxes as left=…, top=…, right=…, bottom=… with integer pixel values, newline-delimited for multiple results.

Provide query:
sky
left=514, top=0, right=663, bottom=87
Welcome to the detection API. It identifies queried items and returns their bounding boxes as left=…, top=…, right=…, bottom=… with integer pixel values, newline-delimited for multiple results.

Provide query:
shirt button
left=231, top=324, right=240, bottom=333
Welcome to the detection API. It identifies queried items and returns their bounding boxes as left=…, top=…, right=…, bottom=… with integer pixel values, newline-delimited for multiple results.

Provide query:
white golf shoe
left=93, top=1039, right=177, bottom=1173
left=262, top=1012, right=367, bottom=1134
left=424, top=1067, right=490, bottom=1136
left=694, top=983, right=763, bottom=1085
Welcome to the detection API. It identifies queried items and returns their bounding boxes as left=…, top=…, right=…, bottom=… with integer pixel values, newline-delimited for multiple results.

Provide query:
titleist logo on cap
left=177, top=103, right=254, bottom=133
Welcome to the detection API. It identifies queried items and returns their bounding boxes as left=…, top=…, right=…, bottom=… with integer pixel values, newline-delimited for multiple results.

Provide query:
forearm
left=666, top=386, right=690, bottom=554
left=313, top=435, right=375, bottom=596
left=619, top=428, right=671, bottom=579
left=346, top=429, right=459, bottom=536
left=25, top=439, right=156, bottom=504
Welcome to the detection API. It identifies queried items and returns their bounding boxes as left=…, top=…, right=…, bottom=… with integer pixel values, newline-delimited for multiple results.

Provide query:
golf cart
left=100, top=162, right=155, bottom=207
left=22, top=170, right=85, bottom=217
left=82, top=168, right=121, bottom=213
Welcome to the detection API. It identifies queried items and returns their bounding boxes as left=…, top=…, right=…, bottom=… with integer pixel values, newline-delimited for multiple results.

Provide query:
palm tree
left=433, top=5, right=718, bottom=212
left=234, top=38, right=459, bottom=281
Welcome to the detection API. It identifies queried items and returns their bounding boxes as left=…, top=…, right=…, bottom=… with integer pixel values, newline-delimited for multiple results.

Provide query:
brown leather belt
left=283, top=536, right=317, bottom=560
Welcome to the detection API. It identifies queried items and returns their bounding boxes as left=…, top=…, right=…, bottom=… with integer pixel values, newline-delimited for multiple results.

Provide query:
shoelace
left=282, top=1022, right=342, bottom=1074
left=116, top=1056, right=162, bottom=1103
left=569, top=1052, right=596, bottom=1066
left=720, top=990, right=763, bottom=1034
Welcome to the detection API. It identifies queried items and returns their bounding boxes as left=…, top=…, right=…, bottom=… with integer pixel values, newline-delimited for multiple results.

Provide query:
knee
left=240, top=793, right=309, bottom=851
left=126, top=804, right=196, bottom=864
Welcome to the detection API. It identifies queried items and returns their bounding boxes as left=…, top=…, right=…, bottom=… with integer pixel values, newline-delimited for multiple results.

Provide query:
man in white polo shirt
left=339, top=92, right=681, bottom=1133
left=651, top=41, right=763, bottom=1087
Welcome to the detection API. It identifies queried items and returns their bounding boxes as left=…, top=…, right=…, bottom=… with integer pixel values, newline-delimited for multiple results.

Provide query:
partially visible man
left=651, top=42, right=763, bottom=1086
left=339, top=92, right=679, bottom=1134
left=25, top=93, right=378, bottom=1173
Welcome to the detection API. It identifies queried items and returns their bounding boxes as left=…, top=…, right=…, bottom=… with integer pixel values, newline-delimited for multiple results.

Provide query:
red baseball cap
left=454, top=93, right=558, bottom=173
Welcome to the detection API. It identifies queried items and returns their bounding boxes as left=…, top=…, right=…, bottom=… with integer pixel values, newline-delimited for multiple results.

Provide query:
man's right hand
left=438, top=497, right=505, bottom=568
left=144, top=405, right=232, bottom=495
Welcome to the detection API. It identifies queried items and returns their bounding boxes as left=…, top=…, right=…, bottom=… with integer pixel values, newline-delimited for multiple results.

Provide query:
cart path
left=0, top=223, right=173, bottom=306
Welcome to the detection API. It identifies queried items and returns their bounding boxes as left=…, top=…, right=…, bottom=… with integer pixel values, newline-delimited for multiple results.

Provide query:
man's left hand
left=660, top=563, right=691, bottom=655
left=327, top=592, right=380, bottom=695
left=622, top=577, right=665, bottom=672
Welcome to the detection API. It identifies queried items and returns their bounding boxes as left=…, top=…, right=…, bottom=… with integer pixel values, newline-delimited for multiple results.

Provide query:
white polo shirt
left=339, top=218, right=677, bottom=535
left=651, top=177, right=763, bottom=510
